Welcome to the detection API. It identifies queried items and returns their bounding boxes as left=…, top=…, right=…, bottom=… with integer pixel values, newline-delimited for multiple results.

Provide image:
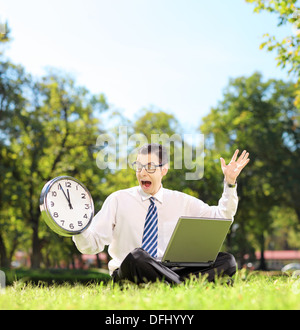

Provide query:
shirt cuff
left=224, top=179, right=237, bottom=187
left=223, top=180, right=237, bottom=192
left=72, top=230, right=91, bottom=251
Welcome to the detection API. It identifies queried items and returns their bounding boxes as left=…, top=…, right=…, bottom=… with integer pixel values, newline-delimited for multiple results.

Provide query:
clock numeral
left=53, top=212, right=59, bottom=218
left=69, top=223, right=74, bottom=229
left=81, top=193, right=86, bottom=199
left=65, top=182, right=71, bottom=188
left=52, top=191, right=57, bottom=197
left=85, top=204, right=90, bottom=209
left=60, top=220, right=65, bottom=226
left=50, top=201, right=54, bottom=207
left=83, top=214, right=88, bottom=219
left=78, top=221, right=83, bottom=227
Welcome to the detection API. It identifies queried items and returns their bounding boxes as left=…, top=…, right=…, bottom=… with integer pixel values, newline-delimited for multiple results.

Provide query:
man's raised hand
left=220, top=149, right=250, bottom=185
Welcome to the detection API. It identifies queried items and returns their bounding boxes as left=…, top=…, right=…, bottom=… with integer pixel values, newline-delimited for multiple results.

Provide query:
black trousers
left=112, top=248, right=237, bottom=284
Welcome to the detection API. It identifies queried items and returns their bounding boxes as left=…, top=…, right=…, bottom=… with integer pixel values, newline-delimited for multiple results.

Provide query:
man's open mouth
left=141, top=180, right=152, bottom=188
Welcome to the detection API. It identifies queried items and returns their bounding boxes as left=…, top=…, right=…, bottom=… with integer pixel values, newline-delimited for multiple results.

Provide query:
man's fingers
left=230, top=149, right=239, bottom=163
left=237, top=150, right=246, bottom=161
left=237, top=150, right=248, bottom=162
left=223, top=149, right=250, bottom=170
left=220, top=157, right=226, bottom=168
left=238, top=158, right=250, bottom=169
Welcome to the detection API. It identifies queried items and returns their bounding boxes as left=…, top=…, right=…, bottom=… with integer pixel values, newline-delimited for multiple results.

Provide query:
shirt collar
left=138, top=184, right=164, bottom=204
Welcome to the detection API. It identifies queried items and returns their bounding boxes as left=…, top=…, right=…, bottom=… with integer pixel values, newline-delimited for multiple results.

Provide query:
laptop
left=161, top=216, right=232, bottom=267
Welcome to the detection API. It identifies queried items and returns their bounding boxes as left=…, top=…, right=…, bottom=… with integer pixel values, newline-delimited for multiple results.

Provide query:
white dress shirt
left=73, top=184, right=238, bottom=274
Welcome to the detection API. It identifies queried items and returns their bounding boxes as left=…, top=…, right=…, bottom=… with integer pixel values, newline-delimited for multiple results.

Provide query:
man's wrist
left=224, top=179, right=237, bottom=188
left=227, top=182, right=237, bottom=188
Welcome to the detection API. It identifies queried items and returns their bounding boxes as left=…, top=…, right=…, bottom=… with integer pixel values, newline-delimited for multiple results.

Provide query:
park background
left=0, top=0, right=300, bottom=274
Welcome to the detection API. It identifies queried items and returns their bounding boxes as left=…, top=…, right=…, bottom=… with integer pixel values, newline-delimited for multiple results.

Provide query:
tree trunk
left=30, top=217, right=41, bottom=269
left=258, top=232, right=267, bottom=270
left=96, top=253, right=102, bottom=268
left=0, top=232, right=10, bottom=268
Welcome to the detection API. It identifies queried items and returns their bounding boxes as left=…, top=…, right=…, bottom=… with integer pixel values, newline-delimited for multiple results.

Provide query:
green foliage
left=200, top=71, right=300, bottom=267
left=246, top=0, right=300, bottom=106
left=4, top=268, right=110, bottom=286
left=0, top=36, right=109, bottom=268
left=1, top=21, right=300, bottom=271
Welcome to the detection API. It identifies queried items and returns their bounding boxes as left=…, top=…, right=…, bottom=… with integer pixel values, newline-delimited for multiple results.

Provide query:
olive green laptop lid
left=161, top=216, right=232, bottom=267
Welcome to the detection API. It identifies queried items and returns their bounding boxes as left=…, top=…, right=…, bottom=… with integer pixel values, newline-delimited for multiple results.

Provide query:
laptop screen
left=161, top=216, right=232, bottom=266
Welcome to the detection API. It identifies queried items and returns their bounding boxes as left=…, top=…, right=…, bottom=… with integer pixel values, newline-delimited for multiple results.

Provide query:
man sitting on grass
left=73, top=143, right=250, bottom=284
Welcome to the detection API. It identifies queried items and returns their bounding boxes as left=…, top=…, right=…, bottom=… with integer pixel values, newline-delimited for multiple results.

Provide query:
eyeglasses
left=132, top=161, right=163, bottom=174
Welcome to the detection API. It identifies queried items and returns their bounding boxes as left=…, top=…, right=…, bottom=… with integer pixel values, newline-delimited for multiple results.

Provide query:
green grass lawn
left=1, top=271, right=300, bottom=310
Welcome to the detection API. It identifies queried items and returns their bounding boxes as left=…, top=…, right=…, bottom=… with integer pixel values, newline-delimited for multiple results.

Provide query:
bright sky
left=0, top=0, right=293, bottom=133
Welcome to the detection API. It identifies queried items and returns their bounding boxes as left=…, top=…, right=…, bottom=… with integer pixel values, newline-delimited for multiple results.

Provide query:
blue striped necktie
left=142, top=197, right=158, bottom=258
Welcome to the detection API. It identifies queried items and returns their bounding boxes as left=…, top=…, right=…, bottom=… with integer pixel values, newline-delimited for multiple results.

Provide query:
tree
left=0, top=26, right=112, bottom=269
left=21, top=70, right=108, bottom=268
left=246, top=0, right=300, bottom=106
left=0, top=63, right=109, bottom=268
left=0, top=27, right=32, bottom=268
left=200, top=72, right=299, bottom=268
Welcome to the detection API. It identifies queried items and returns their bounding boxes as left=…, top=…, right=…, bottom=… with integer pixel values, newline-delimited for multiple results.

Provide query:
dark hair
left=138, top=143, right=168, bottom=165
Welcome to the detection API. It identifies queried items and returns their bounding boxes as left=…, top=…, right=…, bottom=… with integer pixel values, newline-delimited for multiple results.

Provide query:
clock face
left=40, top=176, right=94, bottom=236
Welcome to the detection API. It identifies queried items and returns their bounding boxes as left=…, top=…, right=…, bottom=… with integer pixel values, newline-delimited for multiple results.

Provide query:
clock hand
left=59, top=183, right=72, bottom=209
left=67, top=189, right=73, bottom=209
